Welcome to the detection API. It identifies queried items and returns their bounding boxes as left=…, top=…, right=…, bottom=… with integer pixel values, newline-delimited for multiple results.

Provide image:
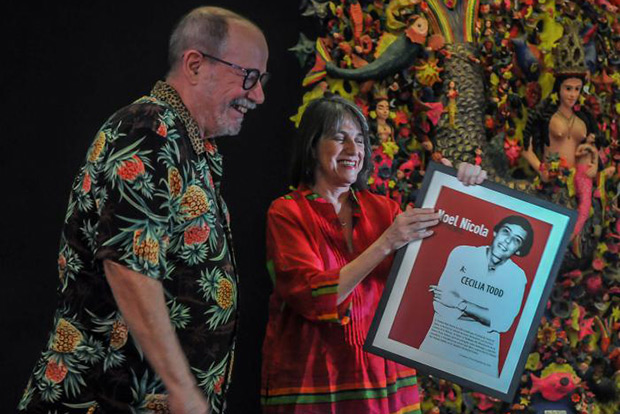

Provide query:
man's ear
left=182, top=50, right=204, bottom=85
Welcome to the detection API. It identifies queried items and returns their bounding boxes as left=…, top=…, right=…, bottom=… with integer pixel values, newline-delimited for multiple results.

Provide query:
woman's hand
left=337, top=206, right=439, bottom=303
left=456, top=162, right=487, bottom=186
left=378, top=206, right=440, bottom=254
left=440, top=159, right=487, bottom=186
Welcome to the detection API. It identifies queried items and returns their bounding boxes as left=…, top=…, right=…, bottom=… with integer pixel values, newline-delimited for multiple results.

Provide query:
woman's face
left=559, top=78, right=583, bottom=109
left=314, top=116, right=365, bottom=189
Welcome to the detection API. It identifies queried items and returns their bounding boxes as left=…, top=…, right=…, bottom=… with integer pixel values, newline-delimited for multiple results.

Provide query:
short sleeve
left=91, top=105, right=173, bottom=280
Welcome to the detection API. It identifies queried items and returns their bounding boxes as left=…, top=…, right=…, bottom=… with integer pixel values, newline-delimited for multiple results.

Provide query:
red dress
left=261, top=187, right=421, bottom=414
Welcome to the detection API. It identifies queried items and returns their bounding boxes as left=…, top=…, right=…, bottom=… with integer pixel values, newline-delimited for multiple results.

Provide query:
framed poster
left=365, top=162, right=577, bottom=402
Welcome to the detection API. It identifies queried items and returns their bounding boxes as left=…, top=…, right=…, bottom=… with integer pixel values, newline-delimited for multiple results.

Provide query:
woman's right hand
left=378, top=206, right=440, bottom=254
left=337, top=207, right=438, bottom=304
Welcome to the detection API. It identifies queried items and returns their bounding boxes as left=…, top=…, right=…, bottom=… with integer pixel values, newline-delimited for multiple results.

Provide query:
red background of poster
left=388, top=186, right=552, bottom=373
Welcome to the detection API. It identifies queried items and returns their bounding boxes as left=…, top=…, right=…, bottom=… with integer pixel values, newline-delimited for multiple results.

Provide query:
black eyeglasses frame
left=198, top=50, right=269, bottom=91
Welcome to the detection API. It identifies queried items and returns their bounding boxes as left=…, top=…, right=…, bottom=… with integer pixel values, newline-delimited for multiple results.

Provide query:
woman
left=522, top=73, right=601, bottom=244
left=260, top=95, right=486, bottom=413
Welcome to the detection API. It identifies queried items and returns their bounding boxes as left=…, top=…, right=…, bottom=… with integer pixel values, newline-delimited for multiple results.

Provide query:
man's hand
left=169, top=387, right=210, bottom=414
left=104, top=260, right=210, bottom=414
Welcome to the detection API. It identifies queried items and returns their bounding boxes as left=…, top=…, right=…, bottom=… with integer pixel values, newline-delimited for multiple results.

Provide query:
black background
left=2, top=1, right=315, bottom=412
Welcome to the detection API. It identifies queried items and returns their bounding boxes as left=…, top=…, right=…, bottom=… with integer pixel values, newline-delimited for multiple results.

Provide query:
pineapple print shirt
left=19, top=81, right=238, bottom=414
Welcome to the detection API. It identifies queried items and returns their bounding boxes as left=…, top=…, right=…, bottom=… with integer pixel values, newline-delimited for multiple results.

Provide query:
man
left=18, top=6, right=268, bottom=414
left=420, top=215, right=534, bottom=377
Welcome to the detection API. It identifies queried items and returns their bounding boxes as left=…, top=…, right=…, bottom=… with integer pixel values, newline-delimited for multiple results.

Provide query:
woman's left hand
left=456, top=162, right=487, bottom=186
left=441, top=159, right=487, bottom=186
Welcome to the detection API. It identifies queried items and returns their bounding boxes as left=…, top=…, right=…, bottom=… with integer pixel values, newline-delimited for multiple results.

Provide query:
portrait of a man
left=419, top=215, right=535, bottom=377
left=368, top=166, right=574, bottom=400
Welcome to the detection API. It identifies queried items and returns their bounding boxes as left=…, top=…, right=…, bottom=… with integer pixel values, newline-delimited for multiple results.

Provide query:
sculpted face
left=490, top=223, right=528, bottom=266
left=558, top=77, right=583, bottom=110
left=375, top=100, right=390, bottom=121
left=314, top=116, right=365, bottom=189
left=195, top=21, right=269, bottom=138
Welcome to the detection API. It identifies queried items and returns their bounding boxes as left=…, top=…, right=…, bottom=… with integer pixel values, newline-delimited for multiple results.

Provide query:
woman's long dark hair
left=290, top=94, right=373, bottom=189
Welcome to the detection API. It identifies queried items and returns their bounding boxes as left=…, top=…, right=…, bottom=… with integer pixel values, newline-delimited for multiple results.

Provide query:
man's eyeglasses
left=199, top=51, right=270, bottom=91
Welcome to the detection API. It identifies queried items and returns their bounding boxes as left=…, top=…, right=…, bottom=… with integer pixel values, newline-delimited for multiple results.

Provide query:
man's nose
left=248, top=81, right=265, bottom=104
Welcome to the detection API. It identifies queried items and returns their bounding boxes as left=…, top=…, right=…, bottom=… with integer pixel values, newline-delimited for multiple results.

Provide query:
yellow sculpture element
left=290, top=83, right=328, bottom=127
left=540, top=363, right=579, bottom=381
left=381, top=141, right=400, bottom=159
left=526, top=352, right=542, bottom=371
left=290, top=78, right=360, bottom=127
left=326, top=78, right=360, bottom=101
left=375, top=32, right=398, bottom=58
left=611, top=306, right=620, bottom=324
left=447, top=81, right=458, bottom=128
left=414, top=57, right=443, bottom=86
left=519, top=396, right=531, bottom=407
left=538, top=4, right=563, bottom=53
left=386, top=0, right=419, bottom=31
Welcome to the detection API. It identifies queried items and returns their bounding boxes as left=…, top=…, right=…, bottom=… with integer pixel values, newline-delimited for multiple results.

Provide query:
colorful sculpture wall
left=292, top=0, right=619, bottom=412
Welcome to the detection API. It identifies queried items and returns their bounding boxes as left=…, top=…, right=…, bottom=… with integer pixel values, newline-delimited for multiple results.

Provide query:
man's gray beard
left=211, top=109, right=242, bottom=138
left=202, top=76, right=243, bottom=138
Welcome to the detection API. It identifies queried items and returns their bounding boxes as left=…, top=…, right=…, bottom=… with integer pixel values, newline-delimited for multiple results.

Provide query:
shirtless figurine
left=375, top=99, right=394, bottom=143
left=522, top=76, right=598, bottom=182
left=522, top=24, right=600, bottom=247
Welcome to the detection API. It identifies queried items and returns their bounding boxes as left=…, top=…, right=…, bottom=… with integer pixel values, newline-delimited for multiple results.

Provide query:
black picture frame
left=365, top=162, right=577, bottom=402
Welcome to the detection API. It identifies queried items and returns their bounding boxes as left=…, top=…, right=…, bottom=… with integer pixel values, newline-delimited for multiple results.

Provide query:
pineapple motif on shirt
left=19, top=82, right=238, bottom=414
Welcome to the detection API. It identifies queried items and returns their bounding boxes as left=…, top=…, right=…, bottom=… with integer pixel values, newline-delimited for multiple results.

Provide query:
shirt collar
left=485, top=246, right=497, bottom=272
left=150, top=80, right=213, bottom=155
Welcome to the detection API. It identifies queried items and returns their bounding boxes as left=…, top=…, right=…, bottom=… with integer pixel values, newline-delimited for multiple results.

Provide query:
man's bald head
left=167, top=6, right=264, bottom=73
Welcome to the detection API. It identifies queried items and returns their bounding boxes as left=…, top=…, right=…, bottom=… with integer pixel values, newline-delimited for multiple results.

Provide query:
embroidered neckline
left=298, top=186, right=362, bottom=218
